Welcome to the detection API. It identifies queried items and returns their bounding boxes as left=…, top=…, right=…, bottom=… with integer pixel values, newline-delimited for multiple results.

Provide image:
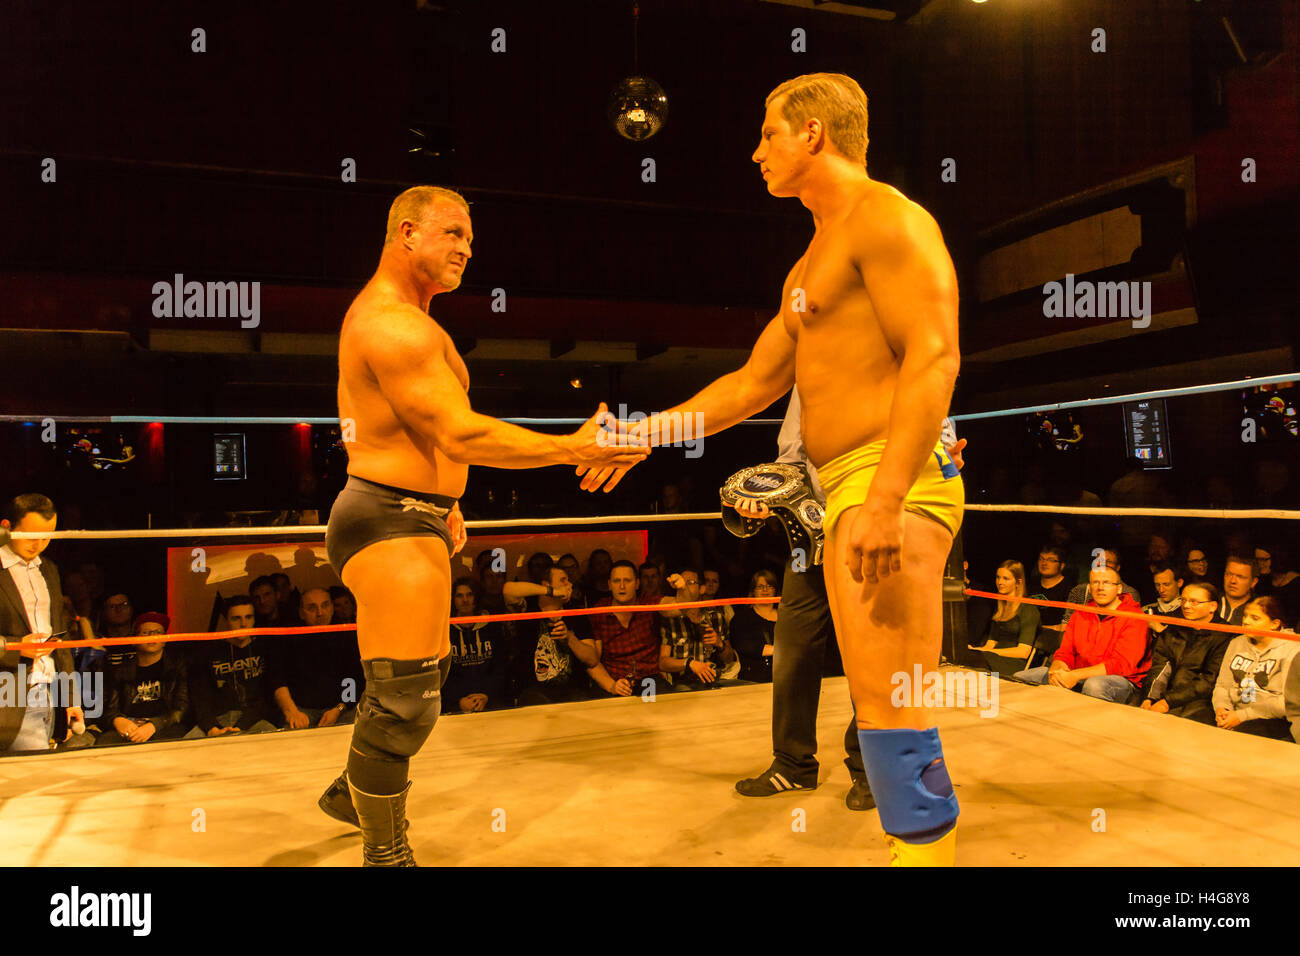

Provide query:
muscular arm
left=366, top=308, right=644, bottom=469
left=650, top=313, right=796, bottom=441
left=852, top=200, right=961, bottom=503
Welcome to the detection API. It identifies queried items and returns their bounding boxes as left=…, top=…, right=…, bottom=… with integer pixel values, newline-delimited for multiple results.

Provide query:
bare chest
left=780, top=230, right=870, bottom=341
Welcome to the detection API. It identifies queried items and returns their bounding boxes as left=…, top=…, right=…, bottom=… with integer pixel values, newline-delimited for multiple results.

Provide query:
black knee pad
left=351, top=658, right=445, bottom=761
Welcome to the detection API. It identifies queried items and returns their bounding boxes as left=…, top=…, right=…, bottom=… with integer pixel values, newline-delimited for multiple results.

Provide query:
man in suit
left=0, top=493, right=83, bottom=753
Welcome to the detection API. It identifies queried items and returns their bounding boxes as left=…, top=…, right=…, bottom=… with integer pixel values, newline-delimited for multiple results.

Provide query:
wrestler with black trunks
left=318, top=185, right=648, bottom=866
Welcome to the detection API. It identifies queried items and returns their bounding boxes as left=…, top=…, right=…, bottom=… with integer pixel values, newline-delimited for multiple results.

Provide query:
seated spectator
left=1142, top=562, right=1185, bottom=635
left=329, top=585, right=357, bottom=625
left=1059, top=550, right=1141, bottom=630
left=701, top=567, right=734, bottom=626
left=271, top=572, right=298, bottom=621
left=1253, top=546, right=1275, bottom=597
left=1261, top=545, right=1300, bottom=623
left=1213, top=596, right=1298, bottom=741
left=582, top=549, right=614, bottom=604
left=1139, top=582, right=1230, bottom=724
left=729, top=570, right=779, bottom=684
left=97, top=592, right=137, bottom=668
left=658, top=569, right=738, bottom=689
left=524, top=551, right=554, bottom=585
left=588, top=560, right=669, bottom=697
left=1028, top=545, right=1072, bottom=632
left=515, top=567, right=598, bottom=706
left=443, top=577, right=510, bottom=713
left=638, top=562, right=664, bottom=604
left=477, top=557, right=510, bottom=615
left=269, top=588, right=361, bottom=730
left=249, top=575, right=283, bottom=627
left=1219, top=554, right=1258, bottom=626
left=1139, top=533, right=1175, bottom=604
left=1013, top=566, right=1150, bottom=704
left=556, top=554, right=585, bottom=605
left=1182, top=544, right=1211, bottom=586
left=186, top=595, right=278, bottom=737
left=973, top=561, right=1040, bottom=674
left=98, top=613, right=191, bottom=745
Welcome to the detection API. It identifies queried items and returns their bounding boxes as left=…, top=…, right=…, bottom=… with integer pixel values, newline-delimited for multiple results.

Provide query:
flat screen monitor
left=213, top=433, right=247, bottom=480
left=1122, top=400, right=1172, bottom=470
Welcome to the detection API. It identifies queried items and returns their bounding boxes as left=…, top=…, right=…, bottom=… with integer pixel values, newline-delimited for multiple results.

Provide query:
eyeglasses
left=106, top=601, right=131, bottom=609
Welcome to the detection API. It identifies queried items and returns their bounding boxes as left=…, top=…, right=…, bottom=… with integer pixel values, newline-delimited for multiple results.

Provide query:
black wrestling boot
left=318, top=771, right=360, bottom=828
left=348, top=780, right=417, bottom=867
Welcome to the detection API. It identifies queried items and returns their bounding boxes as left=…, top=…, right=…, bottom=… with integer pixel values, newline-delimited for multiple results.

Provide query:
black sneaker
left=846, top=776, right=876, bottom=811
left=735, top=764, right=817, bottom=797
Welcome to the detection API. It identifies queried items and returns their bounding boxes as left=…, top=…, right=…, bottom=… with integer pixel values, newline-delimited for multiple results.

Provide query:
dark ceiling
left=1, top=0, right=1296, bottom=422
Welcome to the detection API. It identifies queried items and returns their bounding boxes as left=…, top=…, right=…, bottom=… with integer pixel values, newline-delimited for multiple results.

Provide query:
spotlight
left=570, top=377, right=583, bottom=389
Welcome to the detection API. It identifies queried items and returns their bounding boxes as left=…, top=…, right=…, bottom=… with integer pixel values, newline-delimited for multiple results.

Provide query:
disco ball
left=608, top=75, right=668, bottom=141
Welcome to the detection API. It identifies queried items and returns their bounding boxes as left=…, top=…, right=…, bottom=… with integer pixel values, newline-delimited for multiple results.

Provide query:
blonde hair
left=384, top=185, right=469, bottom=245
left=765, top=73, right=869, bottom=166
left=993, top=560, right=1026, bottom=621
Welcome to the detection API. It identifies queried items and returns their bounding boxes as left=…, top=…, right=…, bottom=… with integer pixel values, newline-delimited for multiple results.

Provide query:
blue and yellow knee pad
left=858, top=727, right=959, bottom=861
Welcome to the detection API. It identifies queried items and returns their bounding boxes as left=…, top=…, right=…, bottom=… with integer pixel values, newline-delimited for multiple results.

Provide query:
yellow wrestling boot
left=884, top=826, right=957, bottom=867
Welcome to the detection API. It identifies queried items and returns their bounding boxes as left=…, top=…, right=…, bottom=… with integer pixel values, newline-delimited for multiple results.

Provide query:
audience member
left=1139, top=582, right=1230, bottom=724
left=187, top=595, right=278, bottom=737
left=1029, top=545, right=1071, bottom=630
left=638, top=562, right=663, bottom=604
left=0, top=493, right=84, bottom=754
left=701, top=567, right=734, bottom=626
left=729, top=570, right=779, bottom=683
left=556, top=554, right=584, bottom=604
left=269, top=588, right=361, bottom=729
left=1262, top=545, right=1300, bottom=623
left=97, top=592, right=138, bottom=669
left=477, top=557, right=510, bottom=615
left=1219, top=555, right=1258, bottom=626
left=1142, top=562, right=1185, bottom=635
left=525, top=552, right=554, bottom=585
left=1059, top=550, right=1141, bottom=630
left=658, top=569, right=738, bottom=689
left=1213, top=596, right=1298, bottom=741
left=271, top=572, right=297, bottom=621
left=588, top=560, right=668, bottom=697
left=249, top=575, right=283, bottom=627
left=1138, top=534, right=1174, bottom=604
left=443, top=577, right=510, bottom=712
left=515, top=567, right=597, bottom=706
left=581, top=549, right=614, bottom=604
left=1013, top=566, right=1150, bottom=704
left=1182, top=544, right=1211, bottom=586
left=329, top=585, right=357, bottom=625
left=973, top=561, right=1040, bottom=674
left=99, top=613, right=191, bottom=745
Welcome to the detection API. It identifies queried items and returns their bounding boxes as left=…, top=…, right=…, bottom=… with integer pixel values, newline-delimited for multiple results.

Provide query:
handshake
left=568, top=403, right=656, bottom=494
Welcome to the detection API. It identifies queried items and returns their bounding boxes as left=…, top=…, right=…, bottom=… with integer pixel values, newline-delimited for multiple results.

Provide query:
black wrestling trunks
left=325, top=475, right=457, bottom=575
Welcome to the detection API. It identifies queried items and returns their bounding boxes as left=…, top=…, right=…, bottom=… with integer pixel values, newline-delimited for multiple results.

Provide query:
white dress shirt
left=1, top=544, right=54, bottom=686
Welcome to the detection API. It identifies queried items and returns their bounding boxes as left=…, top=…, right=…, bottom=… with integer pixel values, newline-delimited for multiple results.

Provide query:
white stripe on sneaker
left=773, top=773, right=800, bottom=790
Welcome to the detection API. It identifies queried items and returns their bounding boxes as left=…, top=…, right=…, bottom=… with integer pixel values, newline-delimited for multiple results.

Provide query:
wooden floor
left=2, top=672, right=1298, bottom=866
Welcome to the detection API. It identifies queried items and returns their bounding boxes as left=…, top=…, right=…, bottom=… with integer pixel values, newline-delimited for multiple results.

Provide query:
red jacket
left=1053, top=594, right=1151, bottom=686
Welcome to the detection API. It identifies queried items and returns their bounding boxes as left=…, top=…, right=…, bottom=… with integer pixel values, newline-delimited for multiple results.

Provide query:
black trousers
left=771, top=559, right=865, bottom=779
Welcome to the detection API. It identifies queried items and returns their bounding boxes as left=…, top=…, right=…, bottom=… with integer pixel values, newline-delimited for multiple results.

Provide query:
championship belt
left=719, top=462, right=824, bottom=566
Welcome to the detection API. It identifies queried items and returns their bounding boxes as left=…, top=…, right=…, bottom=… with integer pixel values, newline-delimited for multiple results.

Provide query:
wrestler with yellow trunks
left=579, top=72, right=963, bottom=865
